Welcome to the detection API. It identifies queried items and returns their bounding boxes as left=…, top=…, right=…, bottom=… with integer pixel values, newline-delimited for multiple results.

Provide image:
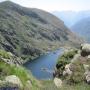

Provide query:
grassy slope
left=0, top=49, right=41, bottom=89
left=0, top=61, right=41, bottom=90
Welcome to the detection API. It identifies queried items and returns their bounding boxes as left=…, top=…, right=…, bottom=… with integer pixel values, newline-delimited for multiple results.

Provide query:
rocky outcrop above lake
left=54, top=43, right=90, bottom=85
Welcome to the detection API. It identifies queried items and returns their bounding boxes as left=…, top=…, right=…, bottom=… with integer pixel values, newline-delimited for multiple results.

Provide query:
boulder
left=86, top=75, right=90, bottom=84
left=65, top=64, right=70, bottom=69
left=54, top=77, right=62, bottom=88
left=83, top=64, right=90, bottom=72
left=63, top=64, right=72, bottom=76
left=84, top=71, right=90, bottom=84
left=5, top=75, right=23, bottom=88
left=63, top=69, right=72, bottom=76
left=87, top=55, right=90, bottom=60
left=81, top=43, right=90, bottom=56
left=0, top=80, right=18, bottom=88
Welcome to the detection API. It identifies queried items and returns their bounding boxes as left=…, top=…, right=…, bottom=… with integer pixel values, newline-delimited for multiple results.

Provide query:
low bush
left=56, top=49, right=77, bottom=71
left=0, top=50, right=11, bottom=59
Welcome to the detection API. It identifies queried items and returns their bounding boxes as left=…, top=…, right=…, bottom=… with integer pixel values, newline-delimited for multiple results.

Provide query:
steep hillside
left=71, top=17, right=90, bottom=43
left=0, top=49, right=41, bottom=90
left=0, top=1, right=82, bottom=61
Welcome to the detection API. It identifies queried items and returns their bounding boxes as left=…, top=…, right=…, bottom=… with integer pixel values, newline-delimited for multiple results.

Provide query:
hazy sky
left=0, top=0, right=90, bottom=12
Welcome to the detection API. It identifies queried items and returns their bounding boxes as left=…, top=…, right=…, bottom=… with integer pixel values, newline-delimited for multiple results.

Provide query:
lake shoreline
left=24, top=48, right=64, bottom=80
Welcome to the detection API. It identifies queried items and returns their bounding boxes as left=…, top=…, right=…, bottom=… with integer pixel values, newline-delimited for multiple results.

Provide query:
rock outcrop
left=63, top=64, right=72, bottom=76
left=55, top=43, right=90, bottom=85
left=0, top=50, right=24, bottom=65
left=81, top=43, right=90, bottom=56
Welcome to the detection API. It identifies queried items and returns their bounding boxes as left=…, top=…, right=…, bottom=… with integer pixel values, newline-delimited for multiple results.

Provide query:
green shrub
left=0, top=50, right=11, bottom=59
left=56, top=58, right=69, bottom=76
left=56, top=49, right=77, bottom=70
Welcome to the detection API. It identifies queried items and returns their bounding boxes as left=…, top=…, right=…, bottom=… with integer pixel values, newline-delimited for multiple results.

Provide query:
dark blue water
left=24, top=49, right=63, bottom=80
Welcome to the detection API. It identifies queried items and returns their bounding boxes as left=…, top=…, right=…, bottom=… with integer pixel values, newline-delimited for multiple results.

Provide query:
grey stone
left=5, top=75, right=23, bottom=88
left=54, top=77, right=62, bottom=88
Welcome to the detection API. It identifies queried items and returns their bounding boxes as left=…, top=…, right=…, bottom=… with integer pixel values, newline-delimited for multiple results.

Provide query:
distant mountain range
left=0, top=1, right=82, bottom=61
left=52, top=11, right=90, bottom=27
left=71, top=17, right=90, bottom=43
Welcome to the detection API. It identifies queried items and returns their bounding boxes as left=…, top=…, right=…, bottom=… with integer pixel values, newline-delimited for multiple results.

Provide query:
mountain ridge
left=71, top=17, right=90, bottom=43
left=52, top=10, right=90, bottom=27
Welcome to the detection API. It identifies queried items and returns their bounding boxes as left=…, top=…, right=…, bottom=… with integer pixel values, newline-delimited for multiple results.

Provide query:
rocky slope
left=71, top=17, right=90, bottom=43
left=0, top=1, right=82, bottom=61
left=54, top=43, right=90, bottom=87
left=0, top=49, right=25, bottom=65
left=0, top=49, right=41, bottom=90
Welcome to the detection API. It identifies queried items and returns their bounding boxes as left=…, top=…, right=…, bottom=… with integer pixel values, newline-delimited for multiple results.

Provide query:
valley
left=0, top=1, right=90, bottom=90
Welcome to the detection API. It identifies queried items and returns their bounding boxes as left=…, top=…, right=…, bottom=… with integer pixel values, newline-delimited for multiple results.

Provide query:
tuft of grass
left=61, top=83, right=90, bottom=90
left=41, top=80, right=90, bottom=90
